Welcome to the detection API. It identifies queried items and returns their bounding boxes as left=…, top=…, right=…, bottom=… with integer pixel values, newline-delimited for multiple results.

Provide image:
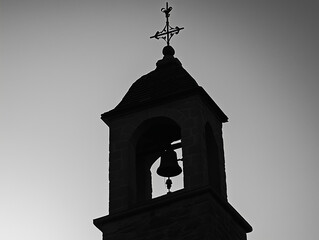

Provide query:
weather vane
left=150, top=2, right=184, bottom=46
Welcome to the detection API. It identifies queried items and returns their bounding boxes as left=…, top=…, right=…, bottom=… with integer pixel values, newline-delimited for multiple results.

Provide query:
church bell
left=156, top=148, right=182, bottom=178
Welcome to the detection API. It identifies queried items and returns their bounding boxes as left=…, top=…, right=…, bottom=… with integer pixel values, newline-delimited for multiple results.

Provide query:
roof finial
left=150, top=2, right=184, bottom=47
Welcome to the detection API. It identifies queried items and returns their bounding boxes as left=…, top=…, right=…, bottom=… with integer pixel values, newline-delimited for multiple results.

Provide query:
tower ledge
left=94, top=186, right=252, bottom=236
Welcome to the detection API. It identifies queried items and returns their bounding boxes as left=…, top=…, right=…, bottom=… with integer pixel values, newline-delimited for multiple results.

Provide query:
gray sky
left=1, top=0, right=319, bottom=240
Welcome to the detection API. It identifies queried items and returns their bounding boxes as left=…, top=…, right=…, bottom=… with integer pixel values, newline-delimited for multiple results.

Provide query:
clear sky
left=1, top=0, right=318, bottom=240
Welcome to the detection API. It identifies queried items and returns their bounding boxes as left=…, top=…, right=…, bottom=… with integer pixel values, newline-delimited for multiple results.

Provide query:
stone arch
left=131, top=116, right=182, bottom=203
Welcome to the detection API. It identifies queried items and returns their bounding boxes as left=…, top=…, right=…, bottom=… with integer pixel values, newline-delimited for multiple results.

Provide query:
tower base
left=94, top=187, right=252, bottom=240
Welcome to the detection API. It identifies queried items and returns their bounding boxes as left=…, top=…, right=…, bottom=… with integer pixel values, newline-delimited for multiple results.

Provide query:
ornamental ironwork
left=150, top=2, right=184, bottom=46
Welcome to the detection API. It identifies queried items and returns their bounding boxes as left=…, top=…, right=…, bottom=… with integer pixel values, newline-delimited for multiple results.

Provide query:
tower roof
left=102, top=46, right=228, bottom=123
left=116, top=47, right=198, bottom=109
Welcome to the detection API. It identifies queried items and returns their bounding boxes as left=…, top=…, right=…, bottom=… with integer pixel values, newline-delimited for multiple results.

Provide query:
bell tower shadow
left=94, top=4, right=252, bottom=238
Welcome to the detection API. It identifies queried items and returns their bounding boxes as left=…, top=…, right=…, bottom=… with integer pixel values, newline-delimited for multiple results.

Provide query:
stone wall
left=95, top=187, right=249, bottom=240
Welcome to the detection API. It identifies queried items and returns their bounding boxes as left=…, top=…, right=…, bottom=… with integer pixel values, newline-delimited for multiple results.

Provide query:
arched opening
left=134, top=117, right=184, bottom=202
left=205, top=123, right=221, bottom=195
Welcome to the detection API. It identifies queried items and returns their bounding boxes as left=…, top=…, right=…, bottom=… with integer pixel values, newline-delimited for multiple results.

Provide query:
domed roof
left=102, top=47, right=228, bottom=123
left=115, top=52, right=199, bottom=111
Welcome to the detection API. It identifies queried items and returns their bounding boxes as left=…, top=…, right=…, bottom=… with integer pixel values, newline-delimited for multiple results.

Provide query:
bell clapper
left=165, top=177, right=172, bottom=194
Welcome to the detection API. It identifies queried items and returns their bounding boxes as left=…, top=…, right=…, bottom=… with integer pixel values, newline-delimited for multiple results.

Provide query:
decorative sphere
left=162, top=45, right=175, bottom=56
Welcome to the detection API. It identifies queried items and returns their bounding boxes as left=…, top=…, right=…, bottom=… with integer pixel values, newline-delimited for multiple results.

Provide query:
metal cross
left=150, top=2, right=184, bottom=46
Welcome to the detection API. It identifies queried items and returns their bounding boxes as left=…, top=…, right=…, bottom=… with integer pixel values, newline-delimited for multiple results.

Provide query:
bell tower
left=94, top=3, right=252, bottom=240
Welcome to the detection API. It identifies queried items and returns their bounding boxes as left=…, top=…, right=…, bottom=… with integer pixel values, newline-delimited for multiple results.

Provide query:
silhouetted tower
left=94, top=3, right=252, bottom=240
